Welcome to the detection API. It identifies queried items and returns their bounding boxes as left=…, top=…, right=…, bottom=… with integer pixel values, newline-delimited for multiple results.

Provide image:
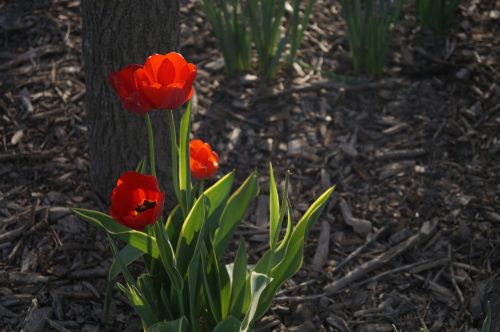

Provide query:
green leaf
left=165, top=204, right=184, bottom=248
left=176, top=195, right=206, bottom=277
left=269, top=163, right=280, bottom=251
left=185, top=206, right=208, bottom=332
left=136, top=158, right=147, bottom=174
left=204, top=171, right=235, bottom=237
left=110, top=237, right=158, bottom=327
left=200, top=245, right=222, bottom=323
left=229, top=238, right=248, bottom=317
left=270, top=166, right=291, bottom=251
left=179, top=101, right=193, bottom=217
left=275, top=201, right=293, bottom=254
left=168, top=110, right=181, bottom=204
left=213, top=316, right=241, bottom=332
left=107, top=235, right=136, bottom=288
left=117, top=282, right=158, bottom=328
left=240, top=272, right=272, bottom=332
left=213, top=171, right=259, bottom=258
left=187, top=253, right=201, bottom=332
left=153, top=222, right=183, bottom=291
left=147, top=317, right=190, bottom=332
left=296, top=0, right=316, bottom=53
left=108, top=245, right=143, bottom=282
left=104, top=244, right=144, bottom=319
left=481, top=302, right=491, bottom=332
left=201, top=0, right=251, bottom=75
left=138, top=274, right=162, bottom=320
left=219, top=257, right=232, bottom=320
left=255, top=186, right=335, bottom=319
left=71, top=208, right=159, bottom=259
left=160, top=285, right=175, bottom=319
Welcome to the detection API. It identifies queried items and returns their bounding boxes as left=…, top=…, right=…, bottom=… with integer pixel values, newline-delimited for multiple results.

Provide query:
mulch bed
left=1, top=0, right=499, bottom=331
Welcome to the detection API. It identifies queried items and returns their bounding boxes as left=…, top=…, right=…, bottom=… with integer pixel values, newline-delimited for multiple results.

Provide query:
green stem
left=198, top=180, right=205, bottom=198
left=168, top=110, right=181, bottom=206
left=144, top=113, right=156, bottom=177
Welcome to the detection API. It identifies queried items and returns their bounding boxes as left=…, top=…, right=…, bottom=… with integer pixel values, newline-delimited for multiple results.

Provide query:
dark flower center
left=135, top=200, right=157, bottom=213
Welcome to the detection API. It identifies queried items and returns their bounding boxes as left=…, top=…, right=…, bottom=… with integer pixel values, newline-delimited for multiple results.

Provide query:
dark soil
left=1, top=0, right=499, bottom=331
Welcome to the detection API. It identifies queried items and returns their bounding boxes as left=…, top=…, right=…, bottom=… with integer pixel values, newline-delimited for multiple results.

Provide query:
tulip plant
left=340, top=0, right=403, bottom=77
left=201, top=0, right=316, bottom=79
left=481, top=303, right=491, bottom=332
left=416, top=0, right=461, bottom=33
left=71, top=52, right=334, bottom=331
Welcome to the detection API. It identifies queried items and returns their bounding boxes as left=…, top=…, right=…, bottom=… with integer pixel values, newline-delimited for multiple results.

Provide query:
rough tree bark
left=81, top=0, right=179, bottom=201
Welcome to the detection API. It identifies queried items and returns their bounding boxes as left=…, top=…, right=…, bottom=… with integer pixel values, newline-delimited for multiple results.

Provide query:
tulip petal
left=118, top=171, right=161, bottom=192
left=150, top=84, right=185, bottom=110
left=109, top=171, right=165, bottom=230
left=178, top=63, right=197, bottom=106
left=210, top=151, right=219, bottom=168
left=144, top=54, right=168, bottom=80
left=189, top=139, right=204, bottom=154
left=109, top=64, right=141, bottom=100
left=157, top=57, right=176, bottom=86
left=196, top=145, right=211, bottom=163
left=113, top=184, right=145, bottom=216
left=180, top=63, right=197, bottom=87
left=122, top=92, right=152, bottom=114
left=190, top=159, right=207, bottom=180
left=142, top=84, right=166, bottom=109
left=183, top=88, right=194, bottom=105
left=135, top=209, right=156, bottom=227
left=165, top=52, right=188, bottom=79
left=189, top=139, right=219, bottom=180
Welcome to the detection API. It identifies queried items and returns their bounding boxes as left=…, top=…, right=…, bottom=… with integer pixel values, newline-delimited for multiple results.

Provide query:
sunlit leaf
left=179, top=101, right=193, bottom=217
left=203, top=171, right=235, bottom=237
left=213, top=171, right=259, bottom=258
left=175, top=195, right=206, bottom=277
left=72, top=208, right=159, bottom=258
left=240, top=272, right=271, bottom=332
left=229, top=238, right=248, bottom=317
left=255, top=186, right=335, bottom=319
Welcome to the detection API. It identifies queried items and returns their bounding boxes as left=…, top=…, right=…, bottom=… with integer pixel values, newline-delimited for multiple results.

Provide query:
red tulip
left=134, top=52, right=197, bottom=110
left=109, top=64, right=154, bottom=114
left=189, top=139, right=219, bottom=180
left=110, top=171, right=165, bottom=230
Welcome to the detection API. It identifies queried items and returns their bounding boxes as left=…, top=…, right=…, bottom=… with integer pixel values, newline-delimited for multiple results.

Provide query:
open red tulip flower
left=109, top=171, right=165, bottom=231
left=134, top=52, right=197, bottom=110
left=189, top=139, right=219, bottom=180
left=109, top=64, right=154, bottom=114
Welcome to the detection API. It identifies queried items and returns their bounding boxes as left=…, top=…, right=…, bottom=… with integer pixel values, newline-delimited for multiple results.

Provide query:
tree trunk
left=81, top=0, right=179, bottom=202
